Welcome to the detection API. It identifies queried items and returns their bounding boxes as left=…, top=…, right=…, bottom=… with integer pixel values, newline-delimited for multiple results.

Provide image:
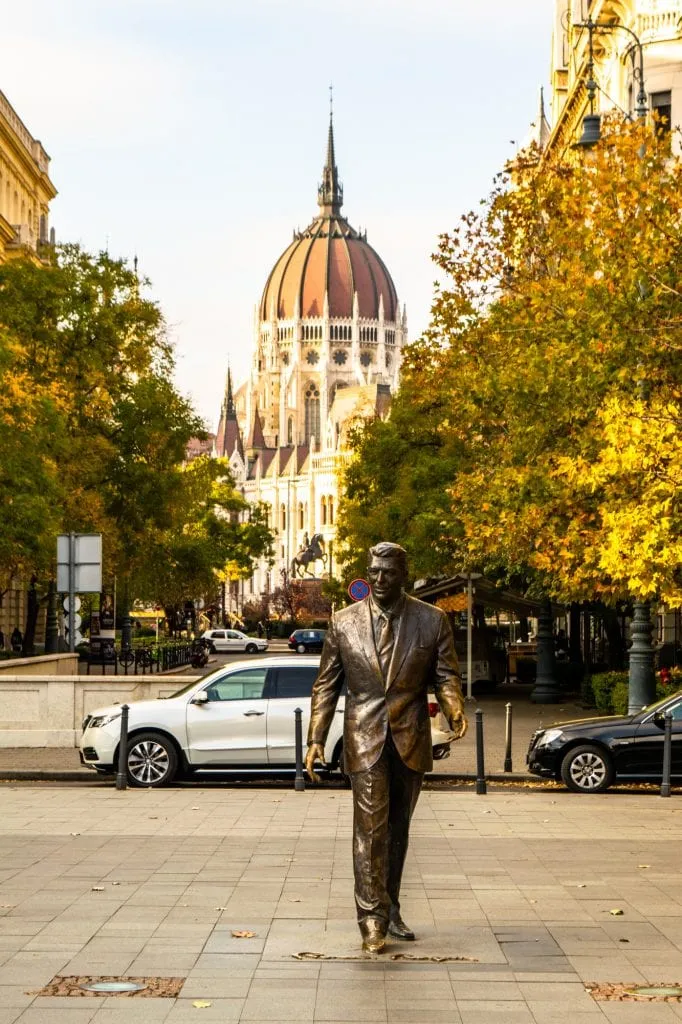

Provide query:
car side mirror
left=653, top=711, right=666, bottom=727
left=191, top=691, right=209, bottom=705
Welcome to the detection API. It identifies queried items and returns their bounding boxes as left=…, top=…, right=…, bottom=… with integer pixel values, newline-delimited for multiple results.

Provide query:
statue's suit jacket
left=308, top=594, right=463, bottom=774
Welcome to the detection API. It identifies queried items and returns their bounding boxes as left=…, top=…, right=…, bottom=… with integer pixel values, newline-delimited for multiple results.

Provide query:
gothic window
left=287, top=416, right=293, bottom=445
left=360, top=352, right=371, bottom=367
left=321, top=496, right=327, bottom=526
left=304, top=383, right=320, bottom=445
left=306, top=350, right=319, bottom=365
left=386, top=353, right=392, bottom=369
left=328, top=496, right=334, bottom=525
left=280, top=504, right=286, bottom=531
left=333, top=349, right=347, bottom=365
left=298, top=502, right=304, bottom=529
left=282, top=352, right=289, bottom=366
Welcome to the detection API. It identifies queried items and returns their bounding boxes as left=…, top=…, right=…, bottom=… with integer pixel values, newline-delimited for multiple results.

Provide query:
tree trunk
left=602, top=604, right=626, bottom=670
left=22, top=579, right=39, bottom=656
left=568, top=603, right=582, bottom=665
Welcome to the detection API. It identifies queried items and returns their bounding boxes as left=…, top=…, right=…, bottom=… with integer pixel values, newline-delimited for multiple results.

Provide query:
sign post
left=57, top=534, right=103, bottom=652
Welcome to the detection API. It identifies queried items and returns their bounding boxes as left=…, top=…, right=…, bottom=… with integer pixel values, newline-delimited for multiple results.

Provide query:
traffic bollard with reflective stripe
left=504, top=702, right=513, bottom=773
left=294, top=707, right=305, bottom=792
left=475, top=708, right=487, bottom=795
left=115, top=704, right=130, bottom=791
left=660, top=710, right=673, bottom=798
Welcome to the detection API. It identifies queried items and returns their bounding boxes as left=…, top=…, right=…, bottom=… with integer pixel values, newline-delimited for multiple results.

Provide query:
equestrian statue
left=291, top=532, right=327, bottom=578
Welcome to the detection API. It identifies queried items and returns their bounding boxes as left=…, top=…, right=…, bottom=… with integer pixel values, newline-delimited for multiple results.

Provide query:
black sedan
left=527, top=690, right=682, bottom=792
left=288, top=628, right=327, bottom=654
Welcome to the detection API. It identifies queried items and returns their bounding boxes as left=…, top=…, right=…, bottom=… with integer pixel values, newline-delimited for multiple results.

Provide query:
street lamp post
left=574, top=18, right=656, bottom=712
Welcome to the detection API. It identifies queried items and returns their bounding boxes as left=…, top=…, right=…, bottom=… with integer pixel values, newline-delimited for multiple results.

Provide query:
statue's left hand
left=448, top=708, right=468, bottom=740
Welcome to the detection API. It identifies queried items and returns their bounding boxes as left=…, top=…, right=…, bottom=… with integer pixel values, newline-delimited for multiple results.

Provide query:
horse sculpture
left=291, top=533, right=327, bottom=578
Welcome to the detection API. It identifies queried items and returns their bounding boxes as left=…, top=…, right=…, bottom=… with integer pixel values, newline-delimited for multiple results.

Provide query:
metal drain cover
left=630, top=987, right=682, bottom=998
left=81, top=982, right=146, bottom=994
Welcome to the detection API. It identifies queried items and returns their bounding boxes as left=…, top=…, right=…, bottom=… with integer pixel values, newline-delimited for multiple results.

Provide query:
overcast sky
left=4, top=0, right=554, bottom=427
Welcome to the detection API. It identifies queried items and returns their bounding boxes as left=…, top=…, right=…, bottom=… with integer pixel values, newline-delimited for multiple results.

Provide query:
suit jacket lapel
left=387, top=597, right=420, bottom=688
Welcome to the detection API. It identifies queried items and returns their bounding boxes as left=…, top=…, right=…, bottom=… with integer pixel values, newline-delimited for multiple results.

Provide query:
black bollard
left=660, top=710, right=673, bottom=798
left=294, top=707, right=305, bottom=792
left=115, top=704, right=130, bottom=791
left=475, top=708, right=487, bottom=795
left=503, top=702, right=513, bottom=773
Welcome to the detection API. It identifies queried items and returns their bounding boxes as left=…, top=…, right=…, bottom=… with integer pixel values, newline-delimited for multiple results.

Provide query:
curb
left=0, top=769, right=538, bottom=784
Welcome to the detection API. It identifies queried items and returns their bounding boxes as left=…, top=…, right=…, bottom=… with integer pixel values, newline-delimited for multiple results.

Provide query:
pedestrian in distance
left=10, top=627, right=22, bottom=653
left=306, top=541, right=467, bottom=953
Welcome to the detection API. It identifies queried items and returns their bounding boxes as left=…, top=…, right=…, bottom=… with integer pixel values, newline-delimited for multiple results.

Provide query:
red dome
left=260, top=215, right=398, bottom=322
left=259, top=118, right=398, bottom=323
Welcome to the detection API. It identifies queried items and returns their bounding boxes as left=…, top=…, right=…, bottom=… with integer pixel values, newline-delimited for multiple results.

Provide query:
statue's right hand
left=306, top=743, right=326, bottom=783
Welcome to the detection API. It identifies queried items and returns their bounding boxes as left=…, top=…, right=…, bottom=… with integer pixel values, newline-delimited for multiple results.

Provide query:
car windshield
left=640, top=689, right=682, bottom=715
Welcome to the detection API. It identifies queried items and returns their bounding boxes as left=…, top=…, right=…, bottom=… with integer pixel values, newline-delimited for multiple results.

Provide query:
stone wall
left=0, top=654, right=79, bottom=677
left=0, top=674, right=199, bottom=747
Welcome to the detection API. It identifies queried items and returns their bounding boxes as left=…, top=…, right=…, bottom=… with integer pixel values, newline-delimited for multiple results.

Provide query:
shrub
left=589, top=671, right=628, bottom=713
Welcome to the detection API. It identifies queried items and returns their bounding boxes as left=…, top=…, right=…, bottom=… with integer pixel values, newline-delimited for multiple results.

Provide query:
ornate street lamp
left=574, top=17, right=656, bottom=712
left=575, top=15, right=648, bottom=148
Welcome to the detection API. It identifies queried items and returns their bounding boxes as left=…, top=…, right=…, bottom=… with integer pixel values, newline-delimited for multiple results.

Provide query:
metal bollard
left=475, top=708, right=487, bottom=795
left=294, top=707, right=305, bottom=792
left=660, top=710, right=673, bottom=798
left=504, top=702, right=513, bottom=773
left=115, top=704, right=130, bottom=791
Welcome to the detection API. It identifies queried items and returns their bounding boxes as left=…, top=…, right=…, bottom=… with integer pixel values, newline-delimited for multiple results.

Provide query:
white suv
left=201, top=628, right=268, bottom=653
left=80, top=656, right=455, bottom=787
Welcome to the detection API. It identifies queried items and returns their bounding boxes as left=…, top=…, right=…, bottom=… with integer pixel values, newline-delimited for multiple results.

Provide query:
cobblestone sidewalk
left=0, top=784, right=679, bottom=1021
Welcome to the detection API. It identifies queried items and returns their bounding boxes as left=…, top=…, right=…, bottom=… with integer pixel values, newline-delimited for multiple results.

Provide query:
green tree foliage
left=339, top=119, right=682, bottom=604
left=0, top=245, right=273, bottom=622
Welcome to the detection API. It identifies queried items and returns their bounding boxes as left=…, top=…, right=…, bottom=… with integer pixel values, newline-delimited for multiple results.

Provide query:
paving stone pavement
left=0, top=786, right=679, bottom=1022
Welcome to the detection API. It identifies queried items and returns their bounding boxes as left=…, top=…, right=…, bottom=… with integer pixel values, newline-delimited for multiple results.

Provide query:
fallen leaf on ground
left=231, top=930, right=256, bottom=938
left=609, top=909, right=624, bottom=916
left=192, top=1000, right=212, bottom=1008
left=577, top=884, right=586, bottom=888
left=91, top=887, right=104, bottom=892
left=638, top=864, right=650, bottom=869
left=215, top=907, right=226, bottom=911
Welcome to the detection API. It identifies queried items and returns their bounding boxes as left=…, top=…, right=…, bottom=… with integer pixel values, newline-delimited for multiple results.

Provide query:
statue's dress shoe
left=360, top=919, right=386, bottom=953
left=388, top=910, right=415, bottom=941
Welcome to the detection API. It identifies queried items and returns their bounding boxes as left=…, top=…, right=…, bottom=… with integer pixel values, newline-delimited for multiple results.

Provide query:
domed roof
left=260, top=121, right=398, bottom=323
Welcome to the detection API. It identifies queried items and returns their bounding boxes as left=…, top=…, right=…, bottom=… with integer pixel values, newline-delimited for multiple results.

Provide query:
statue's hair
left=368, top=542, right=408, bottom=574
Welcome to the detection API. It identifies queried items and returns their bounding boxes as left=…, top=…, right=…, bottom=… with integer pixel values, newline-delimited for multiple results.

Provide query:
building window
left=298, top=502, right=304, bottom=529
left=304, top=383, right=320, bottom=445
left=287, top=416, right=293, bottom=445
left=328, top=496, right=334, bottom=524
left=333, top=349, right=347, bottom=365
left=306, top=349, right=319, bottom=364
left=281, top=504, right=286, bottom=531
left=282, top=352, right=289, bottom=366
left=360, top=351, right=371, bottom=367
left=651, top=91, right=672, bottom=137
left=321, top=496, right=327, bottom=525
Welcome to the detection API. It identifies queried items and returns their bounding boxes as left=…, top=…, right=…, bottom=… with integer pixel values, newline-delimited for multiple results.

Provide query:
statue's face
left=368, top=556, right=406, bottom=607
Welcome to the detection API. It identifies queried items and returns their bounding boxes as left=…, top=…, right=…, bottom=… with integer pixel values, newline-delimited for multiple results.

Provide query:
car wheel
left=560, top=744, right=614, bottom=794
left=245, top=643, right=258, bottom=654
left=126, top=732, right=178, bottom=788
left=337, top=745, right=351, bottom=788
left=296, top=642, right=307, bottom=654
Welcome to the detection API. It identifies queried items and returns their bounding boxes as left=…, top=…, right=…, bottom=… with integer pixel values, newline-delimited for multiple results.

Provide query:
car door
left=226, top=630, right=246, bottom=652
left=185, top=666, right=272, bottom=765
left=209, top=630, right=227, bottom=652
left=631, top=697, right=682, bottom=777
left=266, top=664, right=320, bottom=764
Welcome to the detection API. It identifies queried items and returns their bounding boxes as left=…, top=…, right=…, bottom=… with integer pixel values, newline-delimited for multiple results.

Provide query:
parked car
left=201, top=628, right=268, bottom=654
left=526, top=689, right=682, bottom=793
left=288, top=628, right=327, bottom=653
left=80, top=656, right=456, bottom=786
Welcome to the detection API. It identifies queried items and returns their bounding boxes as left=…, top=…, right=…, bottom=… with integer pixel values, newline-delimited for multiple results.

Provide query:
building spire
left=225, top=364, right=236, bottom=418
left=318, top=89, right=343, bottom=215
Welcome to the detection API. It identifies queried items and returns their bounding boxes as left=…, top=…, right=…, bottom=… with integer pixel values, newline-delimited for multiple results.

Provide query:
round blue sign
left=348, top=578, right=370, bottom=602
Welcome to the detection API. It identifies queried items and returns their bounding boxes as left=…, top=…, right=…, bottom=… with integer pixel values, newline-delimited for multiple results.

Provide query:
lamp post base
left=531, top=599, right=561, bottom=704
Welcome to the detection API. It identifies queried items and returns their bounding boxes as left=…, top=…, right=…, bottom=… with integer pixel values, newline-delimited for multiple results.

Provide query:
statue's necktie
left=376, top=613, right=394, bottom=683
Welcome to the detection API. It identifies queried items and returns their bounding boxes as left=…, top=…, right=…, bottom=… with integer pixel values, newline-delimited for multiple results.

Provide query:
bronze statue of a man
left=306, top=542, right=467, bottom=953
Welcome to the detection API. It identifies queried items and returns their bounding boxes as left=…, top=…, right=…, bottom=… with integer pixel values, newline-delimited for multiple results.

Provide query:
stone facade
left=0, top=88, right=56, bottom=262
left=215, top=119, right=405, bottom=613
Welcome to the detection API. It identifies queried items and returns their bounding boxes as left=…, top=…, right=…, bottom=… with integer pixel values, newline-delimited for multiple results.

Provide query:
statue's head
left=367, top=542, right=408, bottom=607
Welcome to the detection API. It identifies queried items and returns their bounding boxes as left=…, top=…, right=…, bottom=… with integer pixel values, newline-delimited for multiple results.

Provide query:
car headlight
left=536, top=727, right=564, bottom=747
left=87, top=712, right=122, bottom=729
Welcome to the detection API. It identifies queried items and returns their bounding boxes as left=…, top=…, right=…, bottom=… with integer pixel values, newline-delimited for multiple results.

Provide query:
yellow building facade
left=0, top=88, right=56, bottom=263
left=544, top=1, right=682, bottom=156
